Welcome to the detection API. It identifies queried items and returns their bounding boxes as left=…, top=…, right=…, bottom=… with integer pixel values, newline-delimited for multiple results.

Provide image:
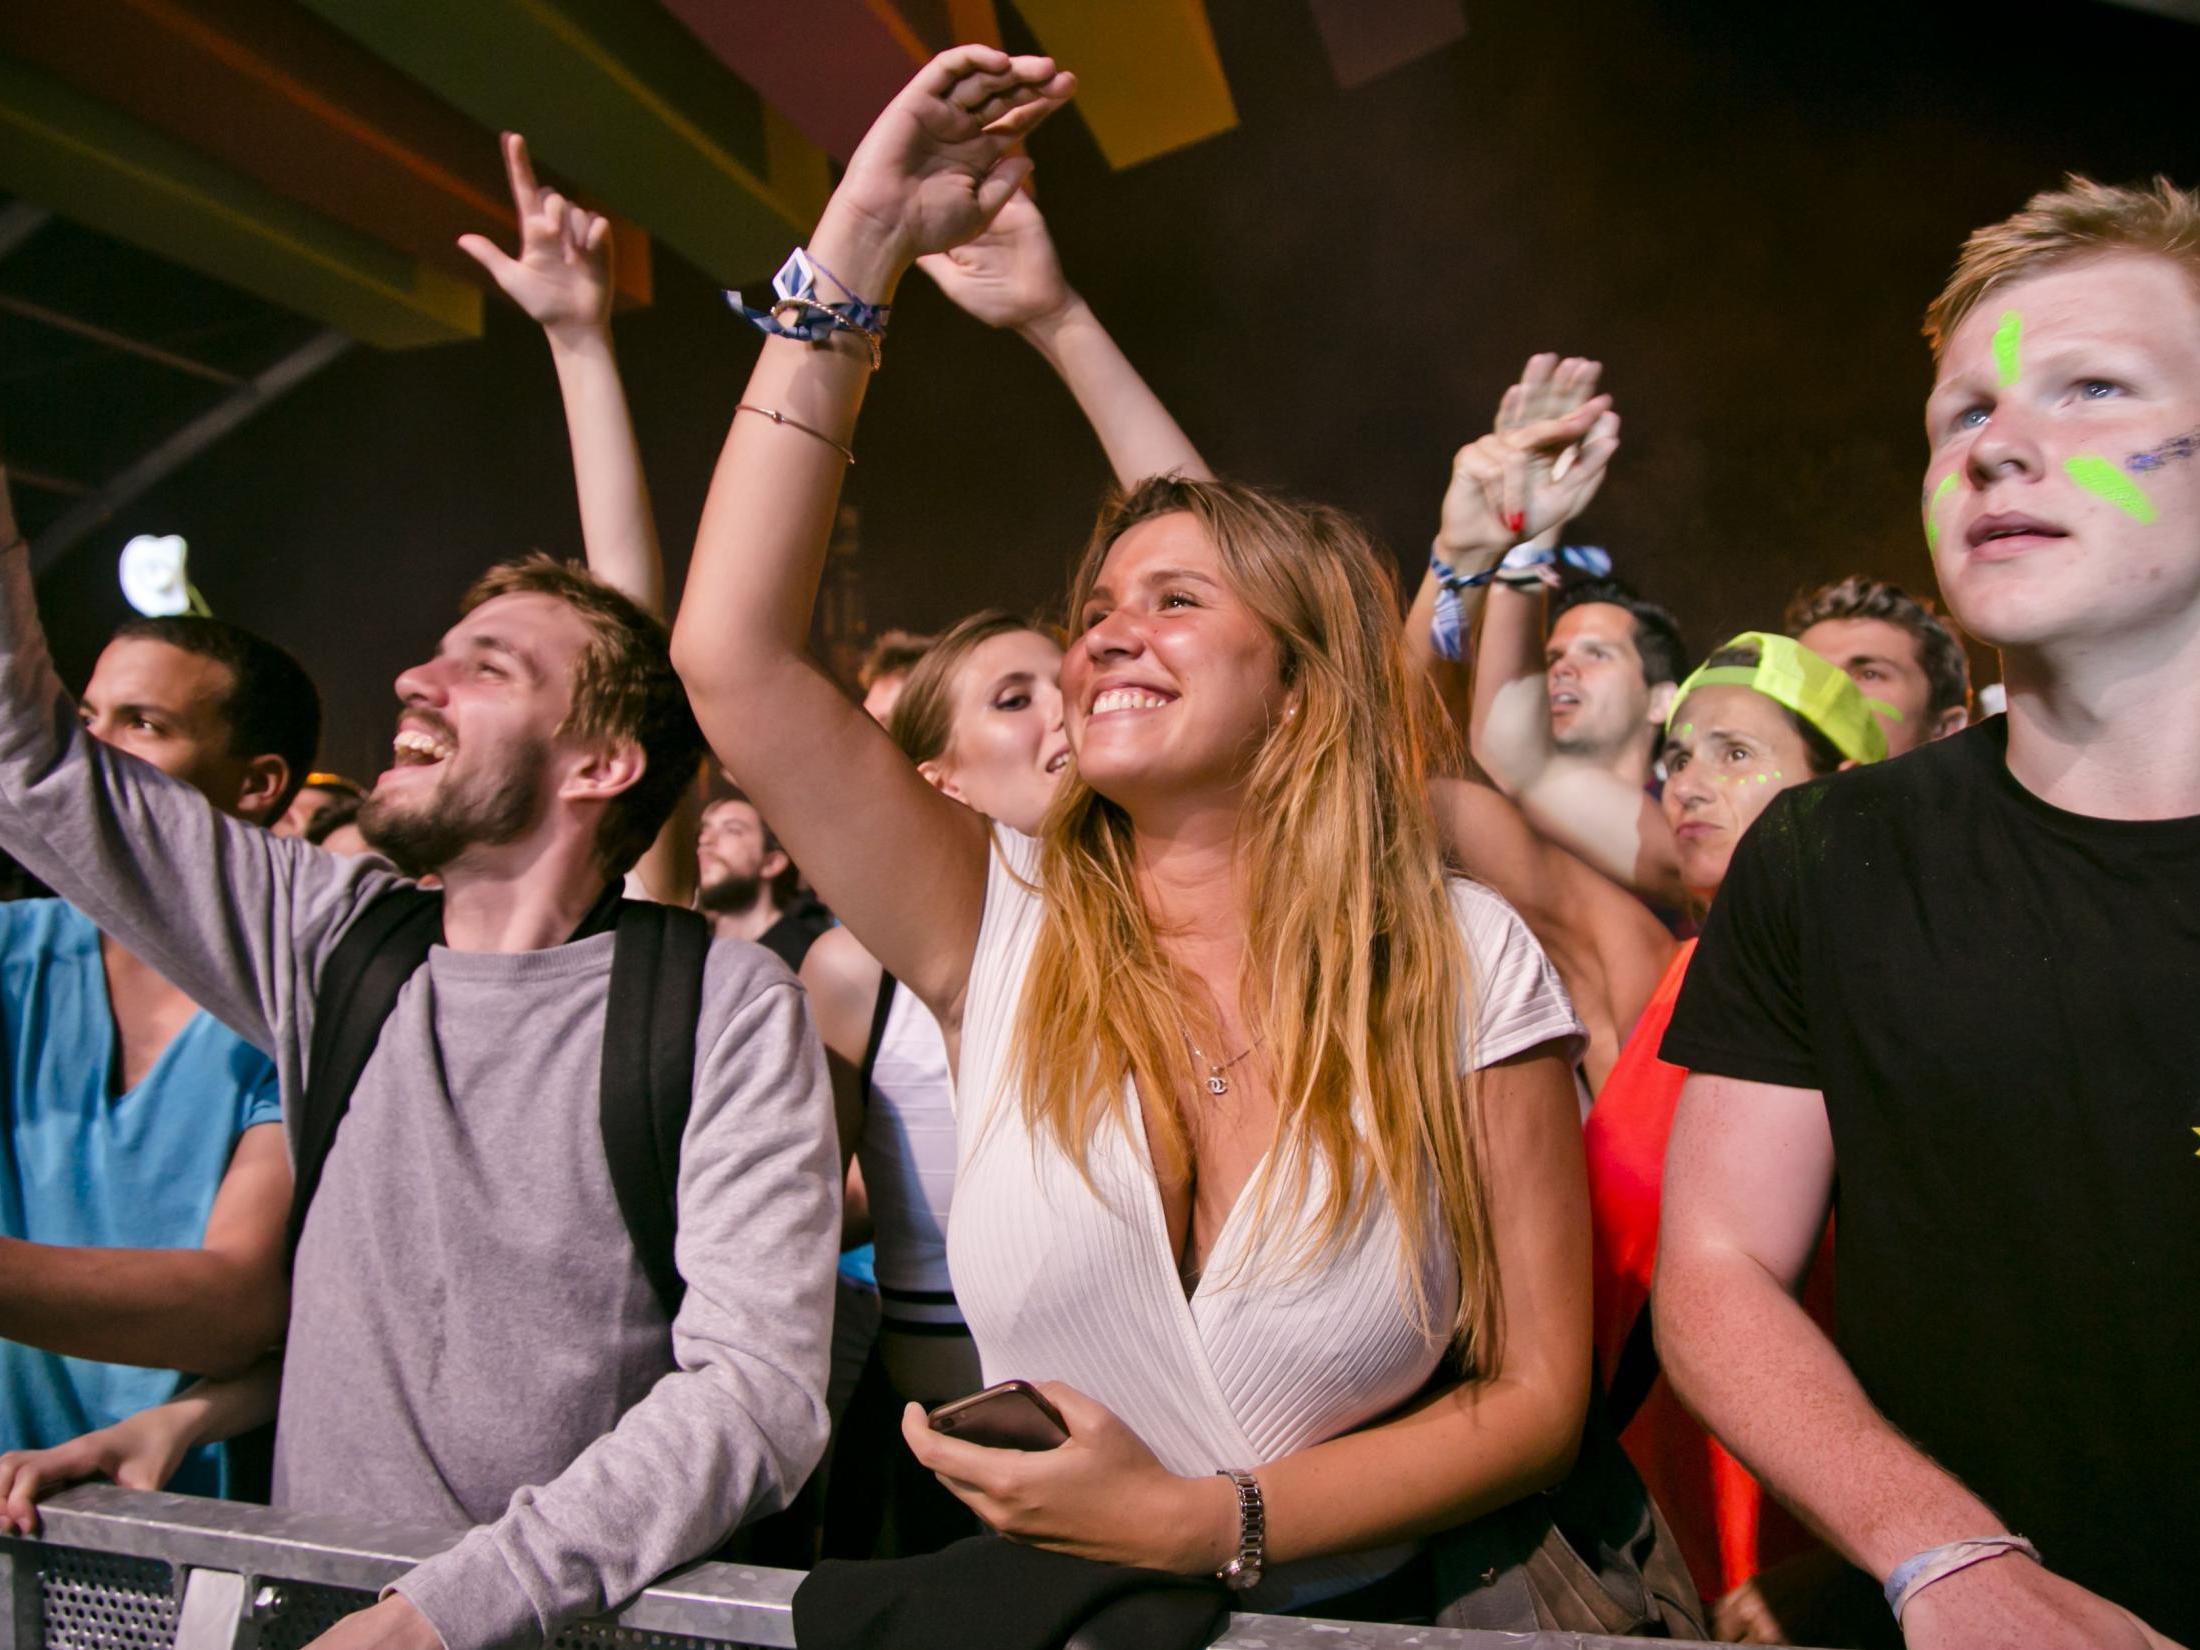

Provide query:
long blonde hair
left=1010, top=476, right=1499, bottom=1359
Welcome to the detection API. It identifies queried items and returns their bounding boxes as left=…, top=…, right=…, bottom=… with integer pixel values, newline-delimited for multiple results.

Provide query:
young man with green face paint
left=1657, top=176, right=2200, bottom=1650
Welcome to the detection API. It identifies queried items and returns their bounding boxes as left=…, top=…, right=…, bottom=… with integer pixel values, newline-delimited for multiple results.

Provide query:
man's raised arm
left=459, top=130, right=697, bottom=906
left=1464, top=355, right=1611, bottom=789
left=0, top=464, right=390, bottom=1072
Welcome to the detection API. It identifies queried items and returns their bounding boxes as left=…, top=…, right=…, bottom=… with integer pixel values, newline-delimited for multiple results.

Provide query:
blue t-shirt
left=0, top=900, right=281, bottom=1495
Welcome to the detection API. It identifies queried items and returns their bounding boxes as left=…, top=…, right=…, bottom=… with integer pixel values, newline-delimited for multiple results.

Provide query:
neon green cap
left=1665, top=631, right=1891, bottom=766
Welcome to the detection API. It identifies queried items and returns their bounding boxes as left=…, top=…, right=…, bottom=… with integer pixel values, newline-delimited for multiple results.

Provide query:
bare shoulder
left=799, top=924, right=885, bottom=1065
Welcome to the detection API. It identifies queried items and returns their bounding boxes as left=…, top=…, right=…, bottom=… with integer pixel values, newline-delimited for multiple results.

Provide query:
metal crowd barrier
left=0, top=1484, right=1742, bottom=1650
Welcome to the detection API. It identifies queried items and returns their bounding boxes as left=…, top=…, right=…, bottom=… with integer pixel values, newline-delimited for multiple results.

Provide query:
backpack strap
left=288, top=887, right=445, bottom=1266
left=601, top=899, right=710, bottom=1321
left=858, top=967, right=899, bottom=1112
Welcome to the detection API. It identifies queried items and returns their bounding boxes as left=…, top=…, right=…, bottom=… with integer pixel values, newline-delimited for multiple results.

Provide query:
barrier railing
left=0, top=1484, right=1731, bottom=1650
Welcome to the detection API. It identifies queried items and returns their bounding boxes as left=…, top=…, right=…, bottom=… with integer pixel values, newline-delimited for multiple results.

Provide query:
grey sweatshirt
left=0, top=545, right=837, bottom=1650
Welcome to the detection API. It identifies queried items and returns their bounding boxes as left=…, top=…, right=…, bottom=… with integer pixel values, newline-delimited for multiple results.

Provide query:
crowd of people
left=0, top=43, right=2192, bottom=1650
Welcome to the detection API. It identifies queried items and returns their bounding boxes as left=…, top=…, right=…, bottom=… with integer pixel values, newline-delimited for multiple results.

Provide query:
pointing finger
left=501, top=132, right=540, bottom=212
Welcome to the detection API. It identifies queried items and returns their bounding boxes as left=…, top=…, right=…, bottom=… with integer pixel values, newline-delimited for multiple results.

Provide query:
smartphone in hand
left=926, top=1379, right=1070, bottom=1451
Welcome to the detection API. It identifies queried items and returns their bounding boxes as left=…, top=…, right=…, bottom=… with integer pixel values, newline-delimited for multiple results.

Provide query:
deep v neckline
left=1122, top=1074, right=1273, bottom=1303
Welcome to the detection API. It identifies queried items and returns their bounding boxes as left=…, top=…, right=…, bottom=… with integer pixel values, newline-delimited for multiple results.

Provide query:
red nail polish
left=1506, top=512, right=1526, bottom=535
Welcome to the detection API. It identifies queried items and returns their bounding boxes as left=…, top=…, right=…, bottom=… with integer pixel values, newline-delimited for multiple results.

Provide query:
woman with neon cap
left=1522, top=629, right=1887, bottom=1641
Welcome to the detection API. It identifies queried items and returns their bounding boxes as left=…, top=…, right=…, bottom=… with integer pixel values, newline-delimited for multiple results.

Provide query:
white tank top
left=859, top=980, right=964, bottom=1329
left=948, top=828, right=1583, bottom=1610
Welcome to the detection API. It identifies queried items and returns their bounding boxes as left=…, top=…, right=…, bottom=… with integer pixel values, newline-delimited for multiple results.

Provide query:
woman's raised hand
left=1495, top=352, right=1603, bottom=438
left=457, top=132, right=613, bottom=339
left=917, top=186, right=1076, bottom=333
left=818, top=47, right=1075, bottom=293
left=1437, top=396, right=1619, bottom=570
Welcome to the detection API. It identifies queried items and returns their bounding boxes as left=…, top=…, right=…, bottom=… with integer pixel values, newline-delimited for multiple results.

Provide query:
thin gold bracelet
left=734, top=403, right=856, bottom=466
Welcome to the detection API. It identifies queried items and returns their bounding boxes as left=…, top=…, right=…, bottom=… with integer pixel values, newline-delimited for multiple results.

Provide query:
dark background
left=20, top=0, right=2200, bottom=780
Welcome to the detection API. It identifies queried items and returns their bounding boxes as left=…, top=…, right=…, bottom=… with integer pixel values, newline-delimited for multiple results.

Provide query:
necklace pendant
left=1206, top=1074, right=1231, bottom=1097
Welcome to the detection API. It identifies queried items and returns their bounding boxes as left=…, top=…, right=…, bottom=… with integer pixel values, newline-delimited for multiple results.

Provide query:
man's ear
left=237, top=755, right=292, bottom=828
left=1646, top=681, right=1678, bottom=725
left=560, top=738, right=646, bottom=804
left=761, top=847, right=792, bottom=882
left=1930, top=705, right=1970, bottom=741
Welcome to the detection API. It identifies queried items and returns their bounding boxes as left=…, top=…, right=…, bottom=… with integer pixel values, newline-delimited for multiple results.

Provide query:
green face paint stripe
left=1925, top=474, right=1961, bottom=552
left=1993, top=310, right=2022, bottom=387
left=2065, top=453, right=2159, bottom=524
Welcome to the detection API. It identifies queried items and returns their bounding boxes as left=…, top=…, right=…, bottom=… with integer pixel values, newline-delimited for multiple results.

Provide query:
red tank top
left=1585, top=940, right=1832, bottom=1602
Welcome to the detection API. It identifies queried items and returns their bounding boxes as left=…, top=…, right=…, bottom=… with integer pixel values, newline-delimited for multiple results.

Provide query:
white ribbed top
left=947, top=829, right=1582, bottom=1609
left=860, top=981, right=961, bottom=1317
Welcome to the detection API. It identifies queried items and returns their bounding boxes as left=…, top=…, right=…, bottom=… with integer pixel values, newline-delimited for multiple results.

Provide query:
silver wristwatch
left=1215, top=1468, right=1266, bottom=1591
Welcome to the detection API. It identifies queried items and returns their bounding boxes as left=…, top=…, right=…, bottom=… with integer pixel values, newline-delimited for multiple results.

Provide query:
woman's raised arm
left=671, top=49, right=1073, bottom=1020
left=919, top=188, right=1212, bottom=487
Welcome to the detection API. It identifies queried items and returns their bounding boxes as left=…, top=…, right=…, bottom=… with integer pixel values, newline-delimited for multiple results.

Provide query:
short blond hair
left=1924, top=174, right=2200, bottom=359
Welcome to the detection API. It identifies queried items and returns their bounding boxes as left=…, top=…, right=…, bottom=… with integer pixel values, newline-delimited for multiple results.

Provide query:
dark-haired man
left=1475, top=563, right=1695, bottom=910
left=1785, top=575, right=1971, bottom=755
left=1410, top=357, right=1688, bottom=1094
left=0, top=570, right=314, bottom=1495
left=698, top=790, right=830, bottom=969
left=0, top=476, right=835, bottom=1650
left=1525, top=578, right=1689, bottom=771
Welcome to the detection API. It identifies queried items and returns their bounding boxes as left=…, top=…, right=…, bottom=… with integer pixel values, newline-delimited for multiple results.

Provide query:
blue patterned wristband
left=727, top=248, right=890, bottom=364
left=1431, top=584, right=1467, bottom=662
left=1429, top=550, right=1498, bottom=595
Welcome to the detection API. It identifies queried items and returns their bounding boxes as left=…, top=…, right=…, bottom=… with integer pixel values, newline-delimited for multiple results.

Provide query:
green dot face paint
left=1993, top=310, right=2023, bottom=388
left=2065, top=453, right=2160, bottom=525
left=1925, top=473, right=1962, bottom=554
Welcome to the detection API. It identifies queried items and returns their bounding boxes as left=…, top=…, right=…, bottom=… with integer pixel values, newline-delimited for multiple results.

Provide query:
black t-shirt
left=1663, top=718, right=2200, bottom=1640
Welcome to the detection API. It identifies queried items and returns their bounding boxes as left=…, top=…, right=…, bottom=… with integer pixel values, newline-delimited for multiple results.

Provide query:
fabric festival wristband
left=1883, top=1535, right=2039, bottom=1621
left=1429, top=549, right=1498, bottom=594
left=1495, top=542, right=1614, bottom=587
left=727, top=248, right=889, bottom=364
left=1431, top=584, right=1468, bottom=662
